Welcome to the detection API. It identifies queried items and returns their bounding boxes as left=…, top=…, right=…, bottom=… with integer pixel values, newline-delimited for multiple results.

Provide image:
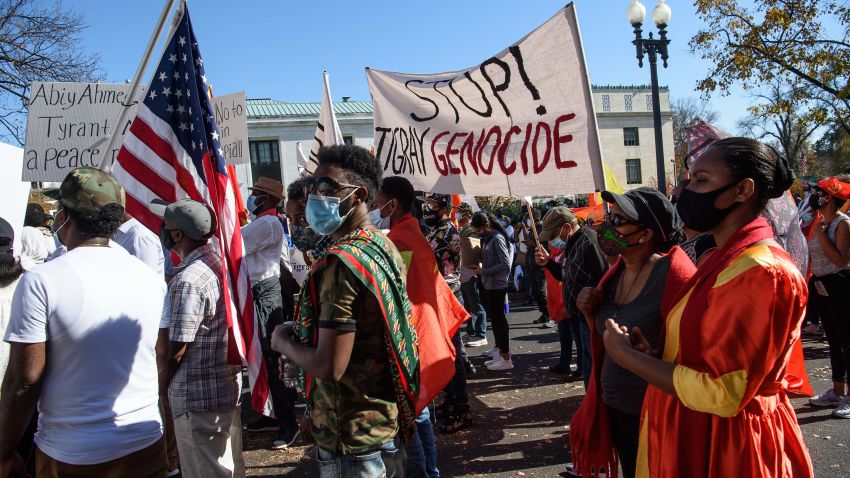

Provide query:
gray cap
left=149, top=198, right=216, bottom=240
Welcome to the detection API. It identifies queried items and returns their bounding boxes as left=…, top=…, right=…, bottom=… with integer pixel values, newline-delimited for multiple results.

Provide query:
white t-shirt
left=113, top=218, right=165, bottom=277
left=4, top=245, right=167, bottom=465
left=19, top=226, right=51, bottom=270
left=241, top=213, right=290, bottom=283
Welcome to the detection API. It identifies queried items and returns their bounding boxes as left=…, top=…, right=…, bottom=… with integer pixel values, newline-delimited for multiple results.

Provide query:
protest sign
left=212, top=91, right=248, bottom=165
left=367, top=3, right=604, bottom=197
left=22, top=82, right=148, bottom=182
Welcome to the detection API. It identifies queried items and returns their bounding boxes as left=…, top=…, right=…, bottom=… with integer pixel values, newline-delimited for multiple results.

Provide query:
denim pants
left=556, top=319, right=575, bottom=369
left=403, top=407, right=440, bottom=478
left=461, top=279, right=487, bottom=337
left=578, top=320, right=592, bottom=388
left=317, top=440, right=401, bottom=478
left=526, top=266, right=549, bottom=319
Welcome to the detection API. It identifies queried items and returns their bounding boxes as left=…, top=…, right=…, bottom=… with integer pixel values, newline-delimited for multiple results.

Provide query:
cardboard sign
left=460, top=236, right=482, bottom=269
left=212, top=91, right=248, bottom=165
left=22, top=82, right=148, bottom=182
left=366, top=4, right=604, bottom=197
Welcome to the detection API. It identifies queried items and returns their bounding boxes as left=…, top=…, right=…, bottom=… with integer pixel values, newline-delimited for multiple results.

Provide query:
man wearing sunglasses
left=271, top=145, right=419, bottom=478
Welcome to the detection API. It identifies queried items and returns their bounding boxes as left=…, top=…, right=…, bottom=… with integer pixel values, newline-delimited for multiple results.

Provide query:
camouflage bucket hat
left=59, top=167, right=126, bottom=215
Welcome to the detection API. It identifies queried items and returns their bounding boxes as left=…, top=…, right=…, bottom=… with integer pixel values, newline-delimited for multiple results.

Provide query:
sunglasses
left=303, top=176, right=360, bottom=197
left=605, top=213, right=638, bottom=228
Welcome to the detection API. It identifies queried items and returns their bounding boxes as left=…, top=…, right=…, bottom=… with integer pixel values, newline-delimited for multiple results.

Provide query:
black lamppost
left=628, top=0, right=671, bottom=195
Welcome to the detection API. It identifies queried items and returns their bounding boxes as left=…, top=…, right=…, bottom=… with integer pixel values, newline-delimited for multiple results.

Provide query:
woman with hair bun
left=601, top=137, right=814, bottom=477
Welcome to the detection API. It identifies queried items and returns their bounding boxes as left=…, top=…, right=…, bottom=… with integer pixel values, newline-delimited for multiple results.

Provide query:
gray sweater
left=480, top=232, right=512, bottom=290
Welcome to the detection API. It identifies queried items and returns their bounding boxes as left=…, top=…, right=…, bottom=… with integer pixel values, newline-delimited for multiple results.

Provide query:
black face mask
left=290, top=224, right=322, bottom=252
left=809, top=192, right=829, bottom=211
left=675, top=181, right=740, bottom=233
left=159, top=225, right=177, bottom=251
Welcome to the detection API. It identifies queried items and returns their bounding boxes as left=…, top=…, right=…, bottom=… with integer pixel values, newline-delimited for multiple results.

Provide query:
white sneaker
left=482, top=347, right=500, bottom=358
left=487, top=356, right=514, bottom=371
left=833, top=396, right=850, bottom=418
left=810, top=387, right=843, bottom=407
left=466, top=337, right=488, bottom=347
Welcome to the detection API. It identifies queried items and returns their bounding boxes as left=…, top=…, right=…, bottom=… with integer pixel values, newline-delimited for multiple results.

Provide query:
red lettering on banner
left=519, top=122, right=532, bottom=175
left=554, top=113, right=577, bottom=169
left=446, top=133, right=465, bottom=174
left=479, top=126, right=501, bottom=175
left=532, top=122, right=552, bottom=173
left=431, top=131, right=450, bottom=175
left=499, top=125, right=521, bottom=175
left=459, top=130, right=481, bottom=175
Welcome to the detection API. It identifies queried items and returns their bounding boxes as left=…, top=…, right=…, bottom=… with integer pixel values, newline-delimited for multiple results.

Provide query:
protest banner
left=22, top=82, right=148, bottom=182
left=212, top=91, right=248, bottom=165
left=367, top=3, right=604, bottom=197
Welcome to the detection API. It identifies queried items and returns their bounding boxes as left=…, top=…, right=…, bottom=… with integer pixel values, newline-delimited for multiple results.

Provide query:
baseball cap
left=149, top=198, right=216, bottom=240
left=457, top=203, right=473, bottom=216
left=0, top=217, right=13, bottom=255
left=601, top=187, right=679, bottom=243
left=58, top=167, right=126, bottom=215
left=420, top=192, right=451, bottom=208
left=538, top=207, right=576, bottom=241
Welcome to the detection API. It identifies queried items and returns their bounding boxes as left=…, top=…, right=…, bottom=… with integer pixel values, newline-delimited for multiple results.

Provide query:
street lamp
left=628, top=0, right=671, bottom=194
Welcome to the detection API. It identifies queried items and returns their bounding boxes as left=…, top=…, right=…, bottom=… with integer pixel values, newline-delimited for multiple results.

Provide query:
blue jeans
left=461, top=279, right=487, bottom=337
left=403, top=407, right=440, bottom=478
left=557, top=319, right=576, bottom=369
left=317, top=440, right=401, bottom=478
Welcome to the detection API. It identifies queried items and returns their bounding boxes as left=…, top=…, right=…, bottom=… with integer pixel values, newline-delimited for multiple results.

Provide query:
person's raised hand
left=602, top=318, right=633, bottom=363
left=576, top=287, right=602, bottom=321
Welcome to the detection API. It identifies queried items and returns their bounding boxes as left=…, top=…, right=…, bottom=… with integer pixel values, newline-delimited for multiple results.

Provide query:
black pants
left=443, top=330, right=469, bottom=413
left=254, top=277, right=298, bottom=428
left=607, top=405, right=640, bottom=478
left=481, top=287, right=510, bottom=353
left=813, top=273, right=850, bottom=383
left=526, top=265, right=549, bottom=319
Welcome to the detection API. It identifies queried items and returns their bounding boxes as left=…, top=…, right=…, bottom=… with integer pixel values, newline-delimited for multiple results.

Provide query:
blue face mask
left=549, top=236, right=567, bottom=250
left=246, top=195, right=256, bottom=213
left=306, top=190, right=358, bottom=236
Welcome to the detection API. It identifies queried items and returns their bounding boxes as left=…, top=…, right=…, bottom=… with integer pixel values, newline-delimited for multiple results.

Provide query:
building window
left=626, top=158, right=642, bottom=184
left=623, top=127, right=639, bottom=146
left=624, top=94, right=633, bottom=111
left=249, top=140, right=281, bottom=182
left=343, top=134, right=355, bottom=145
left=646, top=94, right=653, bottom=110
left=602, top=94, right=611, bottom=112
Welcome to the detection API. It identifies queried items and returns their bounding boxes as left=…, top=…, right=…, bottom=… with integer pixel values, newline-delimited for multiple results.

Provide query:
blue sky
left=76, top=0, right=749, bottom=133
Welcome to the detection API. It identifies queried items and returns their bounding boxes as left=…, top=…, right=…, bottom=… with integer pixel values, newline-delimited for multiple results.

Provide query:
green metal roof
left=247, top=85, right=669, bottom=118
left=247, top=98, right=373, bottom=118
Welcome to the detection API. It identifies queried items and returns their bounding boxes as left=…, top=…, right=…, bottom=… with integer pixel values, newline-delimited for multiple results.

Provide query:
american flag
left=112, top=5, right=270, bottom=414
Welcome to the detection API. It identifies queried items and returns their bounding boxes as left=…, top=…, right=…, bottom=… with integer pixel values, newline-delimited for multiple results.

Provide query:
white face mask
left=52, top=209, right=70, bottom=245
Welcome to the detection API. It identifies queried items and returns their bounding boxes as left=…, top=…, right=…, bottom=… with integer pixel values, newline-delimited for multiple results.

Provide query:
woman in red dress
left=602, top=137, right=814, bottom=477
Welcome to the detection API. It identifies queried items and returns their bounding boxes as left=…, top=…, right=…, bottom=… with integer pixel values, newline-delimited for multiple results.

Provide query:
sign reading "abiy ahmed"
left=367, top=3, right=604, bottom=197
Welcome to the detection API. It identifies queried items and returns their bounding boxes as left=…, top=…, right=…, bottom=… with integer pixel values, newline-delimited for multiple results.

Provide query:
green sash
left=294, top=228, right=420, bottom=438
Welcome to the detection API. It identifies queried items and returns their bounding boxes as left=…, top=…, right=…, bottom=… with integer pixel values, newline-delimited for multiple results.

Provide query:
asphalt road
left=242, top=301, right=849, bottom=477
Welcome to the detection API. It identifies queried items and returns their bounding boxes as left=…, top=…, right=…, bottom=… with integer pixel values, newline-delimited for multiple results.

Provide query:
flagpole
left=99, top=0, right=181, bottom=171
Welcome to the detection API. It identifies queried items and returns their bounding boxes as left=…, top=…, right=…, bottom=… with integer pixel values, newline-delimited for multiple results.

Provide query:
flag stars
left=162, top=86, right=171, bottom=96
left=182, top=53, right=187, bottom=63
left=175, top=89, right=183, bottom=99
left=173, top=71, right=180, bottom=81
left=166, top=104, right=174, bottom=113
left=192, top=141, right=196, bottom=151
left=177, top=104, right=185, bottom=114
left=201, top=74, right=207, bottom=84
left=158, top=71, right=167, bottom=82
left=177, top=36, right=186, bottom=47
left=211, top=130, right=219, bottom=141
left=149, top=90, right=157, bottom=101
left=178, top=122, right=187, bottom=132
left=168, top=53, right=177, bottom=64
left=195, top=57, right=203, bottom=66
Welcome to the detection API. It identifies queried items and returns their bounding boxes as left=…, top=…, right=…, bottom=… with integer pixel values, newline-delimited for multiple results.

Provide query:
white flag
left=303, top=71, right=344, bottom=176
left=296, top=141, right=308, bottom=172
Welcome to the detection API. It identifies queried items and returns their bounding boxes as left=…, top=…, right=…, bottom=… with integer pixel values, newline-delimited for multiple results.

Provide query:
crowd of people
left=0, top=138, right=840, bottom=477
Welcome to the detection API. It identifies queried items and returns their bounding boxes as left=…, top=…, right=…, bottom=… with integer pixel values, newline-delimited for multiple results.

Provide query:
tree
left=0, top=0, right=102, bottom=144
left=814, top=123, right=850, bottom=175
left=736, top=78, right=822, bottom=173
left=671, top=97, right=719, bottom=179
left=691, top=0, right=850, bottom=135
